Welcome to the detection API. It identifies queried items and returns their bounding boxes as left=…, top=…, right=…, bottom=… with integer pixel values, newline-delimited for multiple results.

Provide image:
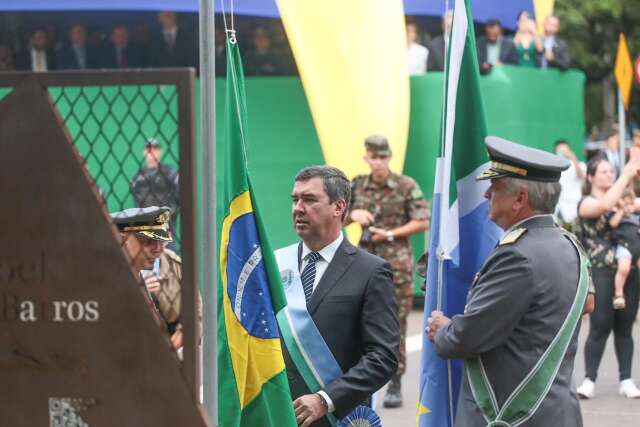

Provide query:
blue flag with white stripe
left=417, top=0, right=502, bottom=425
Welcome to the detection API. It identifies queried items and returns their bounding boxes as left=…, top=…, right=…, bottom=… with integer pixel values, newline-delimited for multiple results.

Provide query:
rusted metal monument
left=0, top=71, right=209, bottom=426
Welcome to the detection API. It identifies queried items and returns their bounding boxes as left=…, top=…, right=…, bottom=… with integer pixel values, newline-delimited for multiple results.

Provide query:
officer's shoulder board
left=164, top=248, right=182, bottom=264
left=499, top=227, right=527, bottom=246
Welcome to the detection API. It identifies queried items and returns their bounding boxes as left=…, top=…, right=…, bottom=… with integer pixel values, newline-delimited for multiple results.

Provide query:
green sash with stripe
left=466, top=233, right=589, bottom=427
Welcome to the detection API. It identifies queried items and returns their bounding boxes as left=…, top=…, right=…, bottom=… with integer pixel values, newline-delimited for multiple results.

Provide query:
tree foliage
left=556, top=0, right=640, bottom=129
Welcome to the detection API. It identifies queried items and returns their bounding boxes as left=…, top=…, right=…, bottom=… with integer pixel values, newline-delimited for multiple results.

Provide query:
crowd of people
left=408, top=11, right=570, bottom=75
left=552, top=127, right=640, bottom=400
left=0, top=10, right=572, bottom=78
left=0, top=11, right=297, bottom=76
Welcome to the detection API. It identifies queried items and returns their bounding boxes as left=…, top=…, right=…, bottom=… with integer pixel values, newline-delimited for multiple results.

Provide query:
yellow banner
left=275, top=0, right=410, bottom=178
left=615, top=33, right=634, bottom=110
left=533, top=0, right=555, bottom=34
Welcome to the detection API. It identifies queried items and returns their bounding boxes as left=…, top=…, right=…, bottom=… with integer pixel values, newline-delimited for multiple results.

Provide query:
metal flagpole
left=618, top=89, right=626, bottom=169
left=199, top=0, right=218, bottom=424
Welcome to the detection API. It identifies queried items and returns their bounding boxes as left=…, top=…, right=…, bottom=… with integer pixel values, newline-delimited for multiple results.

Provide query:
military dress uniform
left=154, top=248, right=183, bottom=335
left=350, top=171, right=429, bottom=376
left=434, top=137, right=586, bottom=427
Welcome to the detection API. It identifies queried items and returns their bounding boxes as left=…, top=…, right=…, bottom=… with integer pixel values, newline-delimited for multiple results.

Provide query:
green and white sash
left=466, top=234, right=590, bottom=427
left=275, top=243, right=344, bottom=426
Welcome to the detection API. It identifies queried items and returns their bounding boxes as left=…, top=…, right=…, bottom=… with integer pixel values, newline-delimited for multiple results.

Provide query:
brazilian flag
left=217, top=37, right=297, bottom=427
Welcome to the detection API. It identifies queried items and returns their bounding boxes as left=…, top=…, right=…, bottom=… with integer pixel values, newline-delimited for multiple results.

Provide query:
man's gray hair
left=295, top=165, right=351, bottom=217
left=503, top=177, right=561, bottom=214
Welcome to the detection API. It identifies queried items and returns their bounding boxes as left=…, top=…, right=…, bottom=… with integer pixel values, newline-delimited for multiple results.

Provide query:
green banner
left=0, top=65, right=585, bottom=294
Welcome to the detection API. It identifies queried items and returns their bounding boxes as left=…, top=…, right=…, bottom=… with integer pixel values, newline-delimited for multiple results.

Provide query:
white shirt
left=407, top=42, right=429, bottom=75
left=556, top=160, right=585, bottom=224
left=300, top=232, right=344, bottom=412
left=164, top=26, right=178, bottom=48
left=300, top=232, right=343, bottom=292
left=30, top=48, right=47, bottom=72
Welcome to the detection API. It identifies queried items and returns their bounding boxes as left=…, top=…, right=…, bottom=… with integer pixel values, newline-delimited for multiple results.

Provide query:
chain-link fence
left=0, top=69, right=199, bottom=396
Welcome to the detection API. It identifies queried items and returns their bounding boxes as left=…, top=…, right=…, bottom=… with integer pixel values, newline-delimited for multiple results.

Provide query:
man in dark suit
left=14, top=28, right=56, bottom=71
left=476, top=19, right=518, bottom=74
left=280, top=165, right=399, bottom=426
left=100, top=25, right=144, bottom=69
left=539, top=15, right=570, bottom=70
left=149, top=11, right=197, bottom=68
left=427, top=11, right=452, bottom=72
left=57, top=24, right=98, bottom=70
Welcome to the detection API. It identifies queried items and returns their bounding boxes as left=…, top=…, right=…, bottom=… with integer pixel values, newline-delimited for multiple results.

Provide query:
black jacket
left=476, top=36, right=518, bottom=68
left=283, top=239, right=399, bottom=425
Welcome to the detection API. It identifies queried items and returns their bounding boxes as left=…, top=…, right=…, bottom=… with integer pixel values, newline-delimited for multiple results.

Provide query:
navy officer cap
left=110, top=206, right=172, bottom=242
left=476, top=136, right=570, bottom=182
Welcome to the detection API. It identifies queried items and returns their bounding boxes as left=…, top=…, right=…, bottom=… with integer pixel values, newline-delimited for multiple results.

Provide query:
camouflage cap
left=364, top=135, right=391, bottom=156
left=110, top=206, right=172, bottom=242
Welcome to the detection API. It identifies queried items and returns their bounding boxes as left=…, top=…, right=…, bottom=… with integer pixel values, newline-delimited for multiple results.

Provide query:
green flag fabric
left=217, top=37, right=297, bottom=427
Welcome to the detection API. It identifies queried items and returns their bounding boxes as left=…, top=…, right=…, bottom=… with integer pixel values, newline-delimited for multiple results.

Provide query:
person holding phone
left=513, top=10, right=543, bottom=68
left=576, top=156, right=640, bottom=399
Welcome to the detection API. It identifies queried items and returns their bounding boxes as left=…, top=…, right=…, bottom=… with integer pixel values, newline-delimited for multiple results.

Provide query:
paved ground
left=377, top=310, right=640, bottom=426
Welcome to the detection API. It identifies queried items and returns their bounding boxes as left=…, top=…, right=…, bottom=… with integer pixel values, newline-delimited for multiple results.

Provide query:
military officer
left=110, top=206, right=172, bottom=273
left=110, top=206, right=184, bottom=351
left=347, top=135, right=429, bottom=408
left=427, top=136, right=587, bottom=427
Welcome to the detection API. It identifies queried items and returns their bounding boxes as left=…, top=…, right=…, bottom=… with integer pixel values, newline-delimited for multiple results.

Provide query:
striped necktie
left=301, top=251, right=322, bottom=303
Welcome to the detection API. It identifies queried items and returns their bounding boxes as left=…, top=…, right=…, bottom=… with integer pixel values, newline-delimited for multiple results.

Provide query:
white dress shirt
left=300, top=232, right=343, bottom=292
left=407, top=42, right=429, bottom=75
left=30, top=48, right=47, bottom=72
left=299, top=232, right=344, bottom=412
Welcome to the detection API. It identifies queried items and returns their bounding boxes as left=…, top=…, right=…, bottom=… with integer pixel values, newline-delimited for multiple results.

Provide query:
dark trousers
left=584, top=266, right=640, bottom=381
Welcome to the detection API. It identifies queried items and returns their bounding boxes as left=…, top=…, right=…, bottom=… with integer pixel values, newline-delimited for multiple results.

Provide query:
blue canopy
left=0, top=1, right=533, bottom=30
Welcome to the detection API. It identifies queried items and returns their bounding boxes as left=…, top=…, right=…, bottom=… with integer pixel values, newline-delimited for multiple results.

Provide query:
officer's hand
left=170, top=329, right=183, bottom=351
left=144, top=274, right=161, bottom=294
left=427, top=310, right=451, bottom=342
left=350, top=209, right=375, bottom=226
left=368, top=227, right=388, bottom=243
left=293, top=394, right=327, bottom=427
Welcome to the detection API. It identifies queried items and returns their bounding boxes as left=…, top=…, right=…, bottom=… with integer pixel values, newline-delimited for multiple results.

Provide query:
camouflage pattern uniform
left=350, top=172, right=429, bottom=375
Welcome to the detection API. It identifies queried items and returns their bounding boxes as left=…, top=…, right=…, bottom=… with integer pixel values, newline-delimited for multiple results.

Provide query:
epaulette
left=499, top=227, right=527, bottom=245
left=164, top=248, right=182, bottom=264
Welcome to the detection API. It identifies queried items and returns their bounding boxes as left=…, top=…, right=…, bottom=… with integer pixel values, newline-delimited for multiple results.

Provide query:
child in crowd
left=608, top=187, right=640, bottom=309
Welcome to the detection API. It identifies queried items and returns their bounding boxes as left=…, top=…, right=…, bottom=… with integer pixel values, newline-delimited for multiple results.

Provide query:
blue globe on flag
left=337, top=405, right=382, bottom=427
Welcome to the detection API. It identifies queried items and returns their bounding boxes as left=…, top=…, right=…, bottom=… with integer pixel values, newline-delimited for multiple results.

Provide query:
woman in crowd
left=513, top=10, right=543, bottom=67
left=576, top=156, right=640, bottom=399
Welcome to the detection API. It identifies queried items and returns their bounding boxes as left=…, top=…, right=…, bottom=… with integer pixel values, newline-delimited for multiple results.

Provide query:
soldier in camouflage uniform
left=347, top=135, right=430, bottom=408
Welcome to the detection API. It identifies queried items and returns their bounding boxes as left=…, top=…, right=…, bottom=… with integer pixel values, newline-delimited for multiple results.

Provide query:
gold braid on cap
left=492, top=161, right=528, bottom=177
left=123, top=224, right=168, bottom=232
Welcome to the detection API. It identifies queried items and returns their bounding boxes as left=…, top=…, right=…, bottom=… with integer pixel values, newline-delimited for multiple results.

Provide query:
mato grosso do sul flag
left=217, top=36, right=297, bottom=427
left=418, top=0, right=502, bottom=425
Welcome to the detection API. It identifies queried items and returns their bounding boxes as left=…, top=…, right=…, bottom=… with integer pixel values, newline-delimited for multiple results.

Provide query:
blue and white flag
left=417, top=0, right=502, bottom=425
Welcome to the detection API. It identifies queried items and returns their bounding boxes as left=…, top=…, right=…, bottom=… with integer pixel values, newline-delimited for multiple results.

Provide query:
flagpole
left=199, top=0, right=218, bottom=424
left=618, top=89, right=626, bottom=168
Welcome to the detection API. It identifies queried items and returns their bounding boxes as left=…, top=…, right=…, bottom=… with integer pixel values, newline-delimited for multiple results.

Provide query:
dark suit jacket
left=427, top=35, right=446, bottom=71
left=149, top=27, right=198, bottom=68
left=476, top=36, right=518, bottom=67
left=14, top=49, right=56, bottom=71
left=539, top=37, right=570, bottom=70
left=99, top=44, right=145, bottom=69
left=284, top=239, right=399, bottom=425
left=57, top=45, right=99, bottom=70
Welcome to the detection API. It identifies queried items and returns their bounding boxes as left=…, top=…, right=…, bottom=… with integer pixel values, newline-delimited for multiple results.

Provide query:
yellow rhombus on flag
left=615, top=33, right=633, bottom=110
